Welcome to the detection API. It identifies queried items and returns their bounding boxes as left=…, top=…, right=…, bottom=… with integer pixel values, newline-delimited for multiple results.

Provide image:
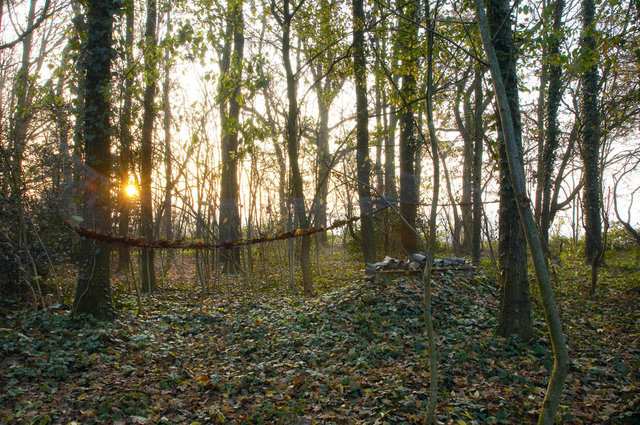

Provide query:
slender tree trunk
left=54, top=44, right=74, bottom=221
left=73, top=0, right=118, bottom=319
left=162, top=1, right=173, bottom=252
left=382, top=44, right=399, bottom=254
left=460, top=90, right=474, bottom=254
left=260, top=77, right=288, bottom=223
left=486, top=0, right=533, bottom=341
left=453, top=77, right=477, bottom=255
left=472, top=66, right=484, bottom=265
left=397, top=0, right=420, bottom=254
left=218, top=0, right=244, bottom=272
left=117, top=0, right=134, bottom=271
left=374, top=83, right=384, bottom=193
left=613, top=177, right=640, bottom=244
left=534, top=34, right=549, bottom=224
left=277, top=0, right=313, bottom=295
left=315, top=84, right=330, bottom=244
left=580, top=0, right=603, bottom=287
left=353, top=0, right=376, bottom=263
left=441, top=153, right=464, bottom=254
left=475, top=2, right=569, bottom=423
left=423, top=5, right=439, bottom=422
left=385, top=86, right=398, bottom=203
left=140, top=0, right=158, bottom=294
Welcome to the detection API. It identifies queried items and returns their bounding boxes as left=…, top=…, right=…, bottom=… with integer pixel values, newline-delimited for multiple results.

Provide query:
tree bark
left=485, top=0, right=533, bottom=341
left=73, top=0, right=118, bottom=319
left=353, top=0, right=376, bottom=263
left=218, top=0, right=244, bottom=273
left=475, top=1, right=569, bottom=423
left=140, top=0, right=158, bottom=294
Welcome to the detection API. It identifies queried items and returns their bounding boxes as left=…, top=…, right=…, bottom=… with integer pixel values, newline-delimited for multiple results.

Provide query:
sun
left=124, top=181, right=138, bottom=198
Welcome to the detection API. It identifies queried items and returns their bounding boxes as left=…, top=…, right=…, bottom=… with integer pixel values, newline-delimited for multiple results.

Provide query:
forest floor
left=0, top=244, right=639, bottom=424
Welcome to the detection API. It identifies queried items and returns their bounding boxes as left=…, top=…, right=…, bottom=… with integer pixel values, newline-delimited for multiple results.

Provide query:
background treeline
left=0, top=0, right=638, bottom=311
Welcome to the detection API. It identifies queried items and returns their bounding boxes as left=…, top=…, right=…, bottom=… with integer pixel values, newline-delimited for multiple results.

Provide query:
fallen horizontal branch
left=68, top=205, right=390, bottom=250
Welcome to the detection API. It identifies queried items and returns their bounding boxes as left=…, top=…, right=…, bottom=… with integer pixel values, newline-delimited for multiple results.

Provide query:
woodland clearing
left=1, top=246, right=639, bottom=424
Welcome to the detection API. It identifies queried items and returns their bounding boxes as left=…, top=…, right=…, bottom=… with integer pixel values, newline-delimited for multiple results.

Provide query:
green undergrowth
left=0, top=248, right=638, bottom=424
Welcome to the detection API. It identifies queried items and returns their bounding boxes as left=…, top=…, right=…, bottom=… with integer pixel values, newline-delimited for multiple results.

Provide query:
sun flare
left=124, top=182, right=138, bottom=198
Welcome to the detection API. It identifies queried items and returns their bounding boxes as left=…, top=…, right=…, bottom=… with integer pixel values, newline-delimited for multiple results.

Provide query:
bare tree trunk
left=274, top=0, right=313, bottom=295
left=441, top=153, right=464, bottom=254
left=475, top=2, right=569, bottom=423
left=460, top=90, right=474, bottom=254
left=162, top=0, right=173, bottom=256
left=613, top=165, right=640, bottom=244
left=374, top=83, right=384, bottom=193
left=353, top=0, right=376, bottom=263
left=472, top=66, right=484, bottom=265
left=385, top=84, right=398, bottom=203
left=73, top=0, right=118, bottom=319
left=315, top=83, right=330, bottom=245
left=140, top=0, right=158, bottom=294
left=259, top=78, right=288, bottom=223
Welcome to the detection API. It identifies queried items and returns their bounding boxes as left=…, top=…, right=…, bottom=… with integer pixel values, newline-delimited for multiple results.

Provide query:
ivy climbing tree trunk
left=397, top=0, right=420, bottom=254
left=579, top=0, right=603, bottom=293
left=475, top=1, right=569, bottom=423
left=140, top=0, right=158, bottom=294
left=218, top=0, right=244, bottom=273
left=537, top=0, right=566, bottom=251
left=352, top=0, right=376, bottom=264
left=73, top=0, right=119, bottom=319
left=485, top=0, right=533, bottom=341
